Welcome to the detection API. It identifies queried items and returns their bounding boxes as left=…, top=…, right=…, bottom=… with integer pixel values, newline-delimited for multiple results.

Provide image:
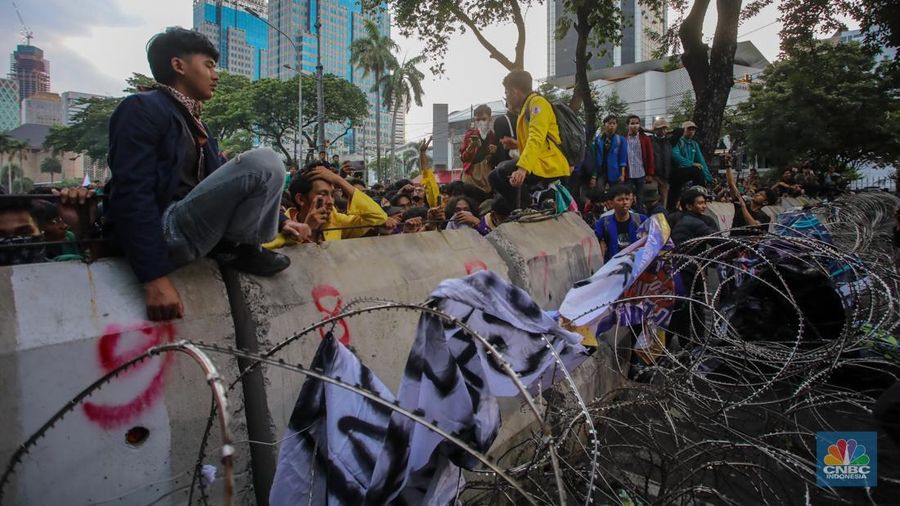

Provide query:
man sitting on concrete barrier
left=265, top=162, right=387, bottom=245
left=107, top=27, right=310, bottom=322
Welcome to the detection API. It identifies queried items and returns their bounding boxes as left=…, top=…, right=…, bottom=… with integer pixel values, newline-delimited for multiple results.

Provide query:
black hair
left=609, top=184, right=632, bottom=198
left=0, top=196, right=32, bottom=214
left=502, top=70, right=533, bottom=94
left=147, top=27, right=219, bottom=85
left=29, top=200, right=59, bottom=226
left=402, top=207, right=427, bottom=221
left=347, top=177, right=365, bottom=188
left=289, top=169, right=330, bottom=200
left=626, top=114, right=641, bottom=124
left=391, top=193, right=412, bottom=207
left=603, top=115, right=618, bottom=124
left=474, top=104, right=492, bottom=117
left=445, top=196, right=477, bottom=218
left=491, top=197, right=514, bottom=217
left=446, top=181, right=466, bottom=197
left=680, top=187, right=707, bottom=209
left=761, top=187, right=778, bottom=206
left=319, top=150, right=327, bottom=155
left=390, top=179, right=413, bottom=193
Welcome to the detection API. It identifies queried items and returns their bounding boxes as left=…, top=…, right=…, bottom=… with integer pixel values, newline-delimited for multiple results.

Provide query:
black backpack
left=525, top=95, right=586, bottom=167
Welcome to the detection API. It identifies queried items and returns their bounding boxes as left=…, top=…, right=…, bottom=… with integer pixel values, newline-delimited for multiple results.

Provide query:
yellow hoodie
left=516, top=93, right=571, bottom=180
left=262, top=190, right=387, bottom=248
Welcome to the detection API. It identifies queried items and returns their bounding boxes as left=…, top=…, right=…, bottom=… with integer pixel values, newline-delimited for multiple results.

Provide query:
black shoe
left=228, top=245, right=291, bottom=276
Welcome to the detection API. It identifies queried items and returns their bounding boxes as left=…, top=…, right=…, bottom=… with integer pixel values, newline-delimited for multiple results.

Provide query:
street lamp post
left=245, top=6, right=302, bottom=166
left=314, top=1, right=325, bottom=153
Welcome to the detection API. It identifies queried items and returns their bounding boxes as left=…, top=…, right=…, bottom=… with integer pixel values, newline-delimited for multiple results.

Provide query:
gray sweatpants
left=162, top=147, right=284, bottom=266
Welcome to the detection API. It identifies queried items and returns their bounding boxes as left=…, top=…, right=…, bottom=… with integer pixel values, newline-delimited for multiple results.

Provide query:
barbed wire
left=3, top=193, right=899, bottom=504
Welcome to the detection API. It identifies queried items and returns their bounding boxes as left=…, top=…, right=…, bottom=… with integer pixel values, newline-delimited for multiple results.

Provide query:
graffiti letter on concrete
left=312, top=284, right=351, bottom=345
left=83, top=323, right=176, bottom=429
left=465, top=260, right=488, bottom=275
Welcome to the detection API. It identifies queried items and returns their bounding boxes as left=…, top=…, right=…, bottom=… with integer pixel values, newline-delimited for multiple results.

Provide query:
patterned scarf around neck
left=149, top=83, right=208, bottom=146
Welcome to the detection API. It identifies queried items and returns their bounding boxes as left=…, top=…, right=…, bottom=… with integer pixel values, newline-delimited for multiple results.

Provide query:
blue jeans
left=162, top=147, right=284, bottom=266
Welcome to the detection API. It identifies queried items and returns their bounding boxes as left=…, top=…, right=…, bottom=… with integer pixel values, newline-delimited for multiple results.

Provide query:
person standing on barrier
left=651, top=118, right=673, bottom=209
left=107, top=27, right=310, bottom=322
left=489, top=70, right=570, bottom=209
left=624, top=115, right=656, bottom=213
left=595, top=115, right=627, bottom=189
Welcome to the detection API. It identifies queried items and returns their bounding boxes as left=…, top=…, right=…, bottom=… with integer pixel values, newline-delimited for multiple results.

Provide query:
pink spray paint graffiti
left=83, top=323, right=176, bottom=429
left=464, top=259, right=488, bottom=275
left=312, top=284, right=351, bottom=345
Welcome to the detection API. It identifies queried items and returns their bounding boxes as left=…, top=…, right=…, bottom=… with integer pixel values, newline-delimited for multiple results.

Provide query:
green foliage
left=381, top=55, right=426, bottom=112
left=350, top=19, right=399, bottom=83
left=124, top=73, right=155, bottom=93
left=597, top=90, right=630, bottom=133
left=668, top=92, right=695, bottom=129
left=538, top=82, right=574, bottom=105
left=40, top=157, right=62, bottom=174
left=739, top=40, right=900, bottom=170
left=556, top=0, right=622, bottom=57
left=373, top=0, right=536, bottom=73
left=0, top=164, right=23, bottom=182
left=43, top=70, right=368, bottom=169
left=45, top=96, right=121, bottom=163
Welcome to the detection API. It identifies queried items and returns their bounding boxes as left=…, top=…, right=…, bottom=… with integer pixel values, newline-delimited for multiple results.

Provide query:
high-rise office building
left=547, top=0, right=665, bottom=78
left=61, top=91, right=107, bottom=125
left=21, top=91, right=62, bottom=126
left=193, top=0, right=270, bottom=80
left=10, top=44, right=50, bottom=103
left=266, top=0, right=395, bottom=156
left=0, top=78, right=20, bottom=131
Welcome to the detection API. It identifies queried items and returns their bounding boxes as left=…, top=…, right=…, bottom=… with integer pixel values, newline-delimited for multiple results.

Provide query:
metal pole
left=315, top=2, right=325, bottom=153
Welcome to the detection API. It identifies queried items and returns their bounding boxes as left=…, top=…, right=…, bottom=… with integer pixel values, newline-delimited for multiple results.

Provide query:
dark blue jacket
left=108, top=90, right=221, bottom=283
left=594, top=212, right=647, bottom=261
left=594, top=133, right=628, bottom=182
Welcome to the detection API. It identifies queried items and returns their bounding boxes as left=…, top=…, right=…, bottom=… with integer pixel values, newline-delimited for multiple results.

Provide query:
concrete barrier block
left=0, top=259, right=248, bottom=505
left=236, top=230, right=510, bottom=440
left=706, top=202, right=736, bottom=232
left=486, top=213, right=602, bottom=310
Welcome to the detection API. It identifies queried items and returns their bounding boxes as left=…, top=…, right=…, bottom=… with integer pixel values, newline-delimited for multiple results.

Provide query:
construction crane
left=11, top=1, right=34, bottom=45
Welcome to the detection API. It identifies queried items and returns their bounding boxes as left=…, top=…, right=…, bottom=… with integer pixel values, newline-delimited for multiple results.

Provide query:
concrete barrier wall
left=0, top=259, right=249, bottom=505
left=487, top=213, right=603, bottom=310
left=233, top=229, right=511, bottom=461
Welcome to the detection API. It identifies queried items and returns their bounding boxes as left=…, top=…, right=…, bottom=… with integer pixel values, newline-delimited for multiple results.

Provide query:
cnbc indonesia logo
left=817, top=432, right=877, bottom=487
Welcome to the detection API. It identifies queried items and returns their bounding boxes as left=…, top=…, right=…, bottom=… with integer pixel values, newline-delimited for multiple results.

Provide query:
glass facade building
left=193, top=0, right=270, bottom=80
left=267, top=0, right=397, bottom=157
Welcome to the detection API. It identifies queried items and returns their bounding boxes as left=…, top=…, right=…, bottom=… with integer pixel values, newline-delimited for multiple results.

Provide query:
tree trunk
left=680, top=0, right=742, bottom=159
left=374, top=70, right=383, bottom=180
left=389, top=99, right=400, bottom=180
left=573, top=5, right=598, bottom=147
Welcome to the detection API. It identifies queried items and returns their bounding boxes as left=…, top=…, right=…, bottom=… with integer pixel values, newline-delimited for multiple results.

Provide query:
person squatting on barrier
left=489, top=70, right=571, bottom=209
left=106, top=27, right=311, bottom=322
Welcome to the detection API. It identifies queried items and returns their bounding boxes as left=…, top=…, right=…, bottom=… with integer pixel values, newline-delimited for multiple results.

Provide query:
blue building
left=193, top=0, right=269, bottom=80
left=267, top=0, right=397, bottom=157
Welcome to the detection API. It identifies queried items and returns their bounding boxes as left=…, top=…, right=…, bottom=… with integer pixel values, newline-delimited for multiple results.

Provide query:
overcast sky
left=3, top=0, right=829, bottom=142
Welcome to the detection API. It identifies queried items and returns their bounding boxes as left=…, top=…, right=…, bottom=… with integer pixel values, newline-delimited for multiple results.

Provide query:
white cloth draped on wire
left=559, top=214, right=675, bottom=345
left=270, top=270, right=587, bottom=505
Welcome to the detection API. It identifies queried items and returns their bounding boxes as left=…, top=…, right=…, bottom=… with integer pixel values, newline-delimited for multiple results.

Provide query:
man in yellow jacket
left=263, top=164, right=387, bottom=248
left=489, top=70, right=570, bottom=209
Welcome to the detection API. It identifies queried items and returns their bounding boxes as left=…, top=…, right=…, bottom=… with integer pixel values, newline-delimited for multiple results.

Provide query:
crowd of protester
left=0, top=26, right=857, bottom=323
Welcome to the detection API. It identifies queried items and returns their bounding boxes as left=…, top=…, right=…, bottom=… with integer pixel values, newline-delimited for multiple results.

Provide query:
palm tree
left=380, top=54, right=426, bottom=180
left=40, top=157, right=63, bottom=185
left=350, top=19, right=398, bottom=177
left=7, top=140, right=29, bottom=193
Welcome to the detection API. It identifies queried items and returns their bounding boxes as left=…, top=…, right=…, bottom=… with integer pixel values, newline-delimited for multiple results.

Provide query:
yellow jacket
left=262, top=190, right=387, bottom=248
left=517, top=93, right=570, bottom=179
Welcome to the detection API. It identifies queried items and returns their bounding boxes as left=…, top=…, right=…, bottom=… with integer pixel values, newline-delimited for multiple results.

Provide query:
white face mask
left=476, top=120, right=490, bottom=138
